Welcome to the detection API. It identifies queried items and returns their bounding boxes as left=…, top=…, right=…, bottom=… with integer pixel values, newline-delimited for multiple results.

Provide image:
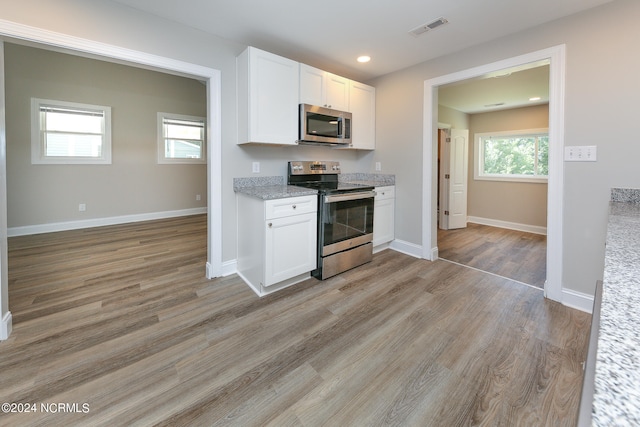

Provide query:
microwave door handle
left=337, top=116, right=343, bottom=138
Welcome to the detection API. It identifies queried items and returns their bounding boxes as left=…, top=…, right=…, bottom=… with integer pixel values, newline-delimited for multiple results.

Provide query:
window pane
left=159, top=114, right=205, bottom=162
left=165, top=139, right=203, bottom=159
left=166, top=122, right=202, bottom=140
left=537, top=136, right=549, bottom=176
left=45, top=110, right=103, bottom=134
left=45, top=133, right=103, bottom=157
left=482, top=136, right=544, bottom=176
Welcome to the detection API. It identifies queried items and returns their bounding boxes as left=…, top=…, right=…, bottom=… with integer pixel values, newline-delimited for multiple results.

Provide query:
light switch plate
left=565, top=145, right=597, bottom=162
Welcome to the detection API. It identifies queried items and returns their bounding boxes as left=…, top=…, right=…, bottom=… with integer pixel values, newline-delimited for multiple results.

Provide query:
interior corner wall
left=468, top=104, right=549, bottom=228
left=4, top=43, right=207, bottom=230
left=438, top=104, right=469, bottom=130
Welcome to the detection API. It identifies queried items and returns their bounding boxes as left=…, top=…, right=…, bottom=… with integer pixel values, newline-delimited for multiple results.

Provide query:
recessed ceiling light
left=529, top=96, right=541, bottom=101
left=357, top=55, right=371, bottom=63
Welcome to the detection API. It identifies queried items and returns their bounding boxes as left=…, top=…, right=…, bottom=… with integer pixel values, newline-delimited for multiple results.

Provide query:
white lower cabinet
left=373, top=186, right=395, bottom=248
left=237, top=194, right=317, bottom=296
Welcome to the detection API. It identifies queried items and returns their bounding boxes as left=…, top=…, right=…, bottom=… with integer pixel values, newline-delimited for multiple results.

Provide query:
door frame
left=423, top=45, right=565, bottom=302
left=0, top=20, right=223, bottom=339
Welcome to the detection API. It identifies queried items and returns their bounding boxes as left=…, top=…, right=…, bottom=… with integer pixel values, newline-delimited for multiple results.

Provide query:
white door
left=439, top=129, right=469, bottom=230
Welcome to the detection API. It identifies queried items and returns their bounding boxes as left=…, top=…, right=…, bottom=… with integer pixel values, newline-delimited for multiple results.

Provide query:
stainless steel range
left=288, top=160, right=375, bottom=280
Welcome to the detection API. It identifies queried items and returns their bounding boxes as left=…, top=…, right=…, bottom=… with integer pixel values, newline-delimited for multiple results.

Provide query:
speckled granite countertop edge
left=234, top=174, right=395, bottom=200
left=233, top=176, right=318, bottom=200
left=592, top=188, right=640, bottom=426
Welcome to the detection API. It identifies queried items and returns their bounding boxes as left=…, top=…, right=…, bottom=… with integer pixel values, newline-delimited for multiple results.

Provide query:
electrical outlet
left=252, top=162, right=260, bottom=173
left=196, top=194, right=201, bottom=201
left=375, top=162, right=382, bottom=171
left=79, top=203, right=86, bottom=212
left=565, top=145, right=597, bottom=162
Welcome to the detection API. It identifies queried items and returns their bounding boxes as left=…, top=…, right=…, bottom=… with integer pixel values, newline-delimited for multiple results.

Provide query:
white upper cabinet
left=300, top=64, right=350, bottom=111
left=349, top=80, right=376, bottom=150
left=237, top=47, right=299, bottom=145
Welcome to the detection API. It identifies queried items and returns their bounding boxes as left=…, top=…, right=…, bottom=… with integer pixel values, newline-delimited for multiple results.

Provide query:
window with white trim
left=31, top=98, right=112, bottom=165
left=475, top=129, right=549, bottom=183
left=158, top=113, right=206, bottom=164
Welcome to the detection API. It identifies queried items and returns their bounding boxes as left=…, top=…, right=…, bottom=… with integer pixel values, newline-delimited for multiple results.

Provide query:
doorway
left=0, top=22, right=223, bottom=339
left=423, top=45, right=566, bottom=302
left=435, top=66, right=549, bottom=288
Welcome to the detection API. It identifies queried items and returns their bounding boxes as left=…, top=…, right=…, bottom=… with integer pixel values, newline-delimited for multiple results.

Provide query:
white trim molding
left=562, top=288, right=595, bottom=314
left=7, top=208, right=207, bottom=237
left=424, top=45, right=566, bottom=303
left=389, top=239, right=424, bottom=259
left=1, top=311, right=11, bottom=341
left=467, top=216, right=547, bottom=235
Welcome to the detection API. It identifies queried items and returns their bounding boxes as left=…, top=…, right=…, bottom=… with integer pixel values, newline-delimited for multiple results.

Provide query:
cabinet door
left=299, top=64, right=349, bottom=111
left=265, top=212, right=317, bottom=286
left=239, top=47, right=299, bottom=145
left=349, top=81, right=375, bottom=150
left=299, top=64, right=325, bottom=107
left=373, top=187, right=394, bottom=246
left=325, top=73, right=350, bottom=111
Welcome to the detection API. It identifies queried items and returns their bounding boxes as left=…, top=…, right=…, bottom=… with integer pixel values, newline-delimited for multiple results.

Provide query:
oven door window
left=323, top=197, right=374, bottom=246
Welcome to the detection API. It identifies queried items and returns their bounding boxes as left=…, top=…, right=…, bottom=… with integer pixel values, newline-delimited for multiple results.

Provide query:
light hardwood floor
left=438, top=223, right=547, bottom=289
left=1, top=215, right=589, bottom=426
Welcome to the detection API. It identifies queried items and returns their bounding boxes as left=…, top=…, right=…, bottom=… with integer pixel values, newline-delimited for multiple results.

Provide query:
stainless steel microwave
left=298, top=104, right=351, bottom=146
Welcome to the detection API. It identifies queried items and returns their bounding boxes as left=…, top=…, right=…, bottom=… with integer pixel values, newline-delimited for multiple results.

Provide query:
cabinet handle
left=268, top=222, right=272, bottom=228
left=292, top=205, right=297, bottom=209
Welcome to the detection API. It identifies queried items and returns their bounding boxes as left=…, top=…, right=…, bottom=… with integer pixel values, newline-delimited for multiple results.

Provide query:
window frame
left=474, top=128, right=549, bottom=184
left=31, top=98, right=112, bottom=165
left=157, top=112, right=206, bottom=165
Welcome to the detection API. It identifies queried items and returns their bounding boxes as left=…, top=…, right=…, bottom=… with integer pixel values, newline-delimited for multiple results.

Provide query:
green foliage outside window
left=481, top=134, right=548, bottom=177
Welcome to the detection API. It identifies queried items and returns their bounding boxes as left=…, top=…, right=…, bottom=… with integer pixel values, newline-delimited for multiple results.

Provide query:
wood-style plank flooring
left=1, top=215, right=589, bottom=426
left=438, top=223, right=547, bottom=289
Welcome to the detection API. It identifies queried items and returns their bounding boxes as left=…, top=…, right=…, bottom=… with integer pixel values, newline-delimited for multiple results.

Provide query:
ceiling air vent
left=409, top=17, right=449, bottom=37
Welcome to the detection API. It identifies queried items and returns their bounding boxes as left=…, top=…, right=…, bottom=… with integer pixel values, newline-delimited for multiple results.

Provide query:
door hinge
left=444, top=210, right=449, bottom=216
left=445, top=174, right=450, bottom=179
left=446, top=137, right=451, bottom=142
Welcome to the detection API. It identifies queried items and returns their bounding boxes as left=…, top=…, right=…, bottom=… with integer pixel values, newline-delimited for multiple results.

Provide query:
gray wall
left=4, top=43, right=207, bottom=228
left=468, top=104, right=549, bottom=228
left=370, top=0, right=640, bottom=295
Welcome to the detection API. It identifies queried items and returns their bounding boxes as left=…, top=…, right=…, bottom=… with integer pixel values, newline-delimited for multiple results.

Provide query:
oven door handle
left=324, top=191, right=376, bottom=204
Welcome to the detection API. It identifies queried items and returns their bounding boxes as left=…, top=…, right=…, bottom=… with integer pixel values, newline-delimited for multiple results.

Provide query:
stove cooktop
left=287, top=160, right=374, bottom=194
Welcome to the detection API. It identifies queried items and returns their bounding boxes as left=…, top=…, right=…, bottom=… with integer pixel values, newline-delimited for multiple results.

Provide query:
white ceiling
left=439, top=63, right=550, bottom=114
left=108, top=0, right=613, bottom=82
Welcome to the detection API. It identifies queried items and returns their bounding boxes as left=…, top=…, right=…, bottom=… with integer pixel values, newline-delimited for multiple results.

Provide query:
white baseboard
left=221, top=259, right=237, bottom=277
left=7, top=207, right=207, bottom=237
left=1, top=311, right=12, bottom=341
left=562, top=288, right=595, bottom=314
left=467, top=216, right=547, bottom=235
left=389, top=239, right=423, bottom=259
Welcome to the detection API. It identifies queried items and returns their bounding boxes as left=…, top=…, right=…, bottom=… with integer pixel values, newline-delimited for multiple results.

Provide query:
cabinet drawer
left=265, top=195, right=317, bottom=219
left=375, top=186, right=395, bottom=200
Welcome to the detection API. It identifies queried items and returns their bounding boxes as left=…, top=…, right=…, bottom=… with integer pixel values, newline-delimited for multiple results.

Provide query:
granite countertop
left=233, top=176, right=317, bottom=200
left=592, top=188, right=640, bottom=425
left=339, top=173, right=395, bottom=187
left=234, top=173, right=395, bottom=200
